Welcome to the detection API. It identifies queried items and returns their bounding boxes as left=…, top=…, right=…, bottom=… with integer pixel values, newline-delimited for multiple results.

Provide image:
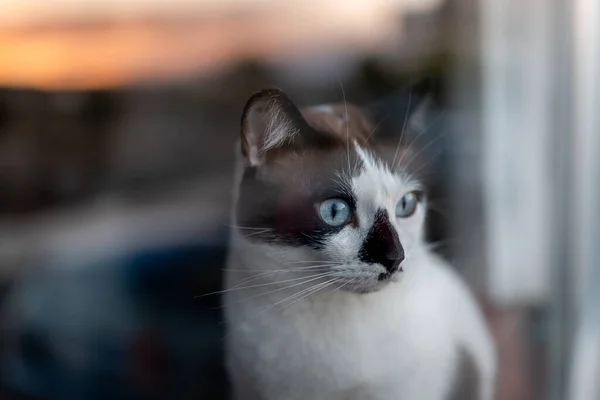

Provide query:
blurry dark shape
left=358, top=58, right=402, bottom=97
left=419, top=52, right=454, bottom=87
left=77, top=90, right=120, bottom=196
left=0, top=203, right=231, bottom=400
left=0, top=94, right=13, bottom=135
left=218, top=59, right=276, bottom=101
left=0, top=88, right=122, bottom=214
left=0, top=282, right=9, bottom=306
left=125, top=240, right=228, bottom=311
left=190, top=59, right=277, bottom=107
left=357, top=54, right=451, bottom=101
left=0, top=386, right=44, bottom=400
left=81, top=90, right=121, bottom=130
left=129, top=330, right=170, bottom=398
left=19, top=330, right=54, bottom=367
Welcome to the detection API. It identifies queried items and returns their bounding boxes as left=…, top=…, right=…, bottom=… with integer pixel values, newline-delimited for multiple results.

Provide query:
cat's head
left=233, top=87, right=433, bottom=293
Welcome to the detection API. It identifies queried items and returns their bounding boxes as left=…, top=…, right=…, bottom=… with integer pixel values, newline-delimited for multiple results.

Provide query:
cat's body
left=224, top=88, right=496, bottom=400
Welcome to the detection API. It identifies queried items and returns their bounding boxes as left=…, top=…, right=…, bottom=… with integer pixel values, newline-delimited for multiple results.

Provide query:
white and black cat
left=223, top=88, right=497, bottom=400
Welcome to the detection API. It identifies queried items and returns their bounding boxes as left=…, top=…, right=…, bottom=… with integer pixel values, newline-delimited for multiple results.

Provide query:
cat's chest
left=256, top=287, right=456, bottom=397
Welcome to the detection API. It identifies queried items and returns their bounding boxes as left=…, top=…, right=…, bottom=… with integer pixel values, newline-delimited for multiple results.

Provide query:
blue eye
left=396, top=192, right=418, bottom=218
left=319, top=199, right=351, bottom=226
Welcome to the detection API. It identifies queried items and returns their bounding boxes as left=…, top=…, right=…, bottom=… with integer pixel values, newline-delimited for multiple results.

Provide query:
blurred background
left=0, top=0, right=598, bottom=399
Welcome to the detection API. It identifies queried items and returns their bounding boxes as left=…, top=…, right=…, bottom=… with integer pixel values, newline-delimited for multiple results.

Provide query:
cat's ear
left=240, top=88, right=308, bottom=167
left=301, top=103, right=373, bottom=137
left=365, top=78, right=441, bottom=142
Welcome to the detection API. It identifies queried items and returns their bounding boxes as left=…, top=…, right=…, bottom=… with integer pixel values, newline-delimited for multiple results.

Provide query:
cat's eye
left=319, top=198, right=351, bottom=227
left=395, top=192, right=419, bottom=218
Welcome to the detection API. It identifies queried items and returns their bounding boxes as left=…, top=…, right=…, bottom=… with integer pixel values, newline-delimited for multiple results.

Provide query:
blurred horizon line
left=0, top=0, right=453, bottom=90
left=0, top=3, right=408, bottom=90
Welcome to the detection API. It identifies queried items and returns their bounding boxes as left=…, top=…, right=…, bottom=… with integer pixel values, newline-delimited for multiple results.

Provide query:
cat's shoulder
left=409, top=251, right=472, bottom=296
left=401, top=251, right=486, bottom=332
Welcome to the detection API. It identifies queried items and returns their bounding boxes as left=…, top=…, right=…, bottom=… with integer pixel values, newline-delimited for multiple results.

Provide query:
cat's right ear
left=240, top=88, right=307, bottom=167
left=364, top=78, right=442, bottom=141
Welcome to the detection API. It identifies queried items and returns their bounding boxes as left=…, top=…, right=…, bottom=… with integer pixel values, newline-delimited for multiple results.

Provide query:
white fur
left=224, top=145, right=497, bottom=400
left=245, top=98, right=300, bottom=166
left=261, top=99, right=300, bottom=152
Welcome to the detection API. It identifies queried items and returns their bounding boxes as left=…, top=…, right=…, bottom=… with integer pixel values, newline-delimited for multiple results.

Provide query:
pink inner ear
left=300, top=103, right=372, bottom=144
left=242, top=105, right=268, bottom=166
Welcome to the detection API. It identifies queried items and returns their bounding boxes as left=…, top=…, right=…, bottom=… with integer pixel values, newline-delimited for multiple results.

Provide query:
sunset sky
left=0, top=0, right=441, bottom=89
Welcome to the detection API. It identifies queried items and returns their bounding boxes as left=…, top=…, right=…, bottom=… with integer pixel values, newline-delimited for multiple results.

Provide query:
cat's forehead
left=264, top=136, right=416, bottom=199
left=247, top=97, right=421, bottom=200
left=351, top=143, right=421, bottom=210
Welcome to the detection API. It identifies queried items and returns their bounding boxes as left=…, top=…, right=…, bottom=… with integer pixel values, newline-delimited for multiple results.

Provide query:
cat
left=223, top=87, right=497, bottom=400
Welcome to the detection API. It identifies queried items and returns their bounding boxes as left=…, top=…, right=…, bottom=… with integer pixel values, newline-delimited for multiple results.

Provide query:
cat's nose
left=380, top=247, right=405, bottom=273
left=359, top=209, right=405, bottom=274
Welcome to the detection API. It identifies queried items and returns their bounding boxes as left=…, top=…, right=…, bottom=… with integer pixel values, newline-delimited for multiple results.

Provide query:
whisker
left=222, top=264, right=337, bottom=289
left=332, top=278, right=352, bottom=293
left=426, top=236, right=463, bottom=250
left=199, top=271, right=334, bottom=297
left=426, top=242, right=448, bottom=251
left=403, top=131, right=446, bottom=173
left=245, top=230, right=274, bottom=237
left=397, top=113, right=444, bottom=171
left=227, top=272, right=338, bottom=306
left=225, top=265, right=334, bottom=273
left=224, top=269, right=293, bottom=289
left=365, top=116, right=386, bottom=144
left=220, top=277, right=338, bottom=341
left=409, top=149, right=443, bottom=177
left=338, top=79, right=351, bottom=174
left=226, top=224, right=273, bottom=231
left=273, top=278, right=340, bottom=313
left=332, top=170, right=352, bottom=195
left=286, top=260, right=341, bottom=265
left=353, top=276, right=370, bottom=291
left=258, top=280, right=333, bottom=314
left=392, top=86, right=413, bottom=169
left=426, top=203, right=449, bottom=219
left=261, top=279, right=339, bottom=313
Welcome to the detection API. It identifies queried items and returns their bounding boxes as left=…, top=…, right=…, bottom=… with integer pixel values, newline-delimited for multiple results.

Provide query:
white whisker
left=224, top=264, right=337, bottom=289
left=226, top=264, right=335, bottom=273
left=286, top=260, right=341, bottom=265
left=392, top=87, right=412, bottom=169
left=268, top=279, right=339, bottom=313
left=232, top=273, right=338, bottom=305
left=366, top=117, right=386, bottom=143
left=338, top=79, right=351, bottom=174
left=199, top=271, right=334, bottom=297
left=403, top=130, right=446, bottom=173
left=397, top=114, right=444, bottom=171
left=226, top=224, right=272, bottom=231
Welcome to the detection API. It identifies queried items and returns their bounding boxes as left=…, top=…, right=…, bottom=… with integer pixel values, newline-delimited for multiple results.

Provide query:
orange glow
left=0, top=2, right=403, bottom=90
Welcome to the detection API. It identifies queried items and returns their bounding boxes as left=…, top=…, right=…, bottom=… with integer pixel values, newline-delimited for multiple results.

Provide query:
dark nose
left=359, top=209, right=405, bottom=273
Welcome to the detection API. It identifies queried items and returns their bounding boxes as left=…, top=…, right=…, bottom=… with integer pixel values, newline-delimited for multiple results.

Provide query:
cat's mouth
left=377, top=265, right=403, bottom=281
left=377, top=271, right=393, bottom=281
left=345, top=265, right=404, bottom=294
left=330, top=260, right=405, bottom=293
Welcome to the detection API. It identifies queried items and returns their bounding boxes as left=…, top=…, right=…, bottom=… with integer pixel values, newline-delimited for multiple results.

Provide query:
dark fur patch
left=236, top=145, right=362, bottom=248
